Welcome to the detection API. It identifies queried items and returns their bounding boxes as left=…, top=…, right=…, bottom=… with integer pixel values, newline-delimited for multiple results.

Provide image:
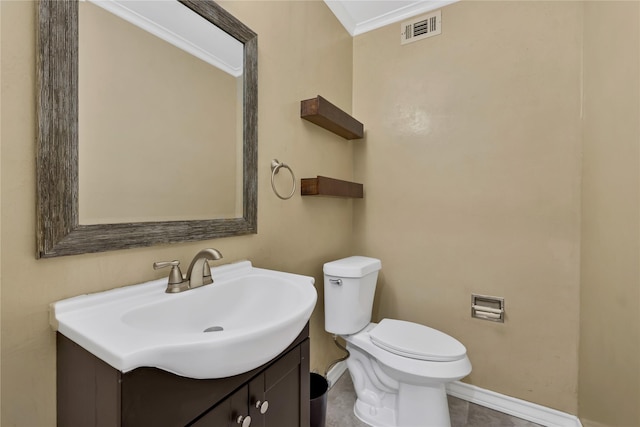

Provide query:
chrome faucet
left=153, top=248, right=223, bottom=293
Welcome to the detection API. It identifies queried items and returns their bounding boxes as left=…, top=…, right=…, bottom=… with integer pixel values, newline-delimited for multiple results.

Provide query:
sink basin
left=50, top=261, right=317, bottom=379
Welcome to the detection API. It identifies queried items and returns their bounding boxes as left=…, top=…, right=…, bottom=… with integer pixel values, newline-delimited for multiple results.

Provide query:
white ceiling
left=324, top=0, right=458, bottom=36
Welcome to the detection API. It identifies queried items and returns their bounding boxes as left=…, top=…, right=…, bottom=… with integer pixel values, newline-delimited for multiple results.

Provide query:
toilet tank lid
left=323, top=256, right=382, bottom=278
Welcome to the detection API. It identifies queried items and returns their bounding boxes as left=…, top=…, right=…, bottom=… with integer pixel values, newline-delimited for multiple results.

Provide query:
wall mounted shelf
left=300, top=95, right=364, bottom=140
left=301, top=176, right=363, bottom=198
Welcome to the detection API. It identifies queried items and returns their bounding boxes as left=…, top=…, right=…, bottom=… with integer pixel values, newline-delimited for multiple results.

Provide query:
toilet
left=324, top=256, right=471, bottom=427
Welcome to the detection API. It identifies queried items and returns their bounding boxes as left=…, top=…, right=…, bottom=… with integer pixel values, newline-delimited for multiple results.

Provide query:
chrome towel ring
left=271, top=159, right=296, bottom=200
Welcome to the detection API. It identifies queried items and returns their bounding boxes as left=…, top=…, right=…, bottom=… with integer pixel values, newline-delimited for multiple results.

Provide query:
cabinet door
left=249, top=345, right=304, bottom=427
left=191, top=385, right=251, bottom=427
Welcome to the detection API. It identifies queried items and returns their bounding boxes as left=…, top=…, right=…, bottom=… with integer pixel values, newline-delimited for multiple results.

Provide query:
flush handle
left=329, top=278, right=342, bottom=286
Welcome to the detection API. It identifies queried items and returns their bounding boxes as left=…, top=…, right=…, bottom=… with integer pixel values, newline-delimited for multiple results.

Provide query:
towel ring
left=271, top=159, right=296, bottom=200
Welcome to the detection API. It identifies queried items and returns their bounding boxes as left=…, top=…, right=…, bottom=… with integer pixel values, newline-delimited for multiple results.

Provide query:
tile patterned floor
left=326, top=373, right=544, bottom=427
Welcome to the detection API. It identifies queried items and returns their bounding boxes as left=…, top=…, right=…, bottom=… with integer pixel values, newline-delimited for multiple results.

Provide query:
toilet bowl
left=324, top=257, right=471, bottom=427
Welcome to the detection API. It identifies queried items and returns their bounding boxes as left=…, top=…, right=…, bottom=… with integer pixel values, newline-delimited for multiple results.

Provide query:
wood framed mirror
left=36, top=0, right=257, bottom=258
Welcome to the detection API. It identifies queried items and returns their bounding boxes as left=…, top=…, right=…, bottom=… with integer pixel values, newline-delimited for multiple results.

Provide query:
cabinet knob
left=236, top=415, right=251, bottom=427
left=255, top=400, right=269, bottom=414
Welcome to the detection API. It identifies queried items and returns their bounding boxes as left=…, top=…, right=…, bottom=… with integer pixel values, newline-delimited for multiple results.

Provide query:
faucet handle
left=153, top=260, right=184, bottom=285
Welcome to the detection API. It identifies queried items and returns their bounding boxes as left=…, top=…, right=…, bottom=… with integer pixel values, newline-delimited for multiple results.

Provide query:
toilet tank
left=324, top=256, right=382, bottom=335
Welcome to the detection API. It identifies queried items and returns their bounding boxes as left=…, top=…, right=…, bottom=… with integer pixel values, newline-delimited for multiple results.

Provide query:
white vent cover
left=401, top=10, right=441, bottom=45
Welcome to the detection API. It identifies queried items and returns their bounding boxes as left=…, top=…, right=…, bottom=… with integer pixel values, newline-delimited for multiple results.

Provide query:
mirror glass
left=36, top=0, right=257, bottom=258
left=78, top=0, right=243, bottom=224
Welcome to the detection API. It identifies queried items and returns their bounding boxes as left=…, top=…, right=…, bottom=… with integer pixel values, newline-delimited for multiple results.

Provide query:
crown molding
left=324, top=0, right=458, bottom=36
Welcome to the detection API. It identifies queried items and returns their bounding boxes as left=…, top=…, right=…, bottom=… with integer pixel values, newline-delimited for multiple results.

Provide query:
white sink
left=50, top=261, right=317, bottom=379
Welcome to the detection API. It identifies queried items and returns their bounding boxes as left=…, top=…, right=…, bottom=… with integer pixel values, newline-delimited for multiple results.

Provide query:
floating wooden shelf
left=301, top=176, right=363, bottom=198
left=300, top=95, right=364, bottom=140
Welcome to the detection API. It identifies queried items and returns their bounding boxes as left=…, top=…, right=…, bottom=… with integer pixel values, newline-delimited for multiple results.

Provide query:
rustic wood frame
left=36, top=0, right=258, bottom=258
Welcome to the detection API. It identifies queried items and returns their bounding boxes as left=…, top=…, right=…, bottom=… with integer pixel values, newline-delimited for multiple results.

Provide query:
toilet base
left=354, top=398, right=396, bottom=427
left=352, top=382, right=451, bottom=427
left=343, top=322, right=470, bottom=427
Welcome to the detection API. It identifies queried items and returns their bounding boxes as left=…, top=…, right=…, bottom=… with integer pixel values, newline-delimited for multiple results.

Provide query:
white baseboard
left=326, top=361, right=582, bottom=427
left=446, top=381, right=582, bottom=427
left=326, top=360, right=348, bottom=388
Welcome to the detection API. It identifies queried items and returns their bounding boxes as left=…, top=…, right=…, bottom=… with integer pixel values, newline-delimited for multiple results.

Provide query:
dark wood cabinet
left=57, top=325, right=310, bottom=427
left=250, top=344, right=304, bottom=427
left=191, top=344, right=306, bottom=427
left=190, top=385, right=251, bottom=427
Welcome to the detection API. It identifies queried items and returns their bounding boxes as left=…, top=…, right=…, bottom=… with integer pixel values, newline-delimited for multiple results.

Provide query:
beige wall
left=579, top=2, right=640, bottom=426
left=3, top=0, right=640, bottom=425
left=0, top=1, right=353, bottom=425
left=0, top=0, right=3, bottom=415
left=353, top=1, right=583, bottom=413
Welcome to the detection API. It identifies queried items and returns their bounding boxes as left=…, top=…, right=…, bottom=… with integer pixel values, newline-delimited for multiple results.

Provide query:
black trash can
left=310, top=373, right=328, bottom=427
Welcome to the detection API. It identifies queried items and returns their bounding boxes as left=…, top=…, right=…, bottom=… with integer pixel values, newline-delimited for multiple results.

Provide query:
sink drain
left=203, top=326, right=224, bottom=333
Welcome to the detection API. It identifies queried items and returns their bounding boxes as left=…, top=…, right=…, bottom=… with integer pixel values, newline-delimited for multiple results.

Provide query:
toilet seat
left=345, top=322, right=472, bottom=383
left=369, top=319, right=467, bottom=362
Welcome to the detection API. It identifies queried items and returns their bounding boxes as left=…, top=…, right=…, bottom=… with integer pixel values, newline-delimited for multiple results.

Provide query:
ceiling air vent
left=401, top=10, right=441, bottom=45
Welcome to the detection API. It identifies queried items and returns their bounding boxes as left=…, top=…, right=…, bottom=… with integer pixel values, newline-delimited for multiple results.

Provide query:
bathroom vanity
left=52, top=261, right=317, bottom=426
left=57, top=325, right=310, bottom=426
